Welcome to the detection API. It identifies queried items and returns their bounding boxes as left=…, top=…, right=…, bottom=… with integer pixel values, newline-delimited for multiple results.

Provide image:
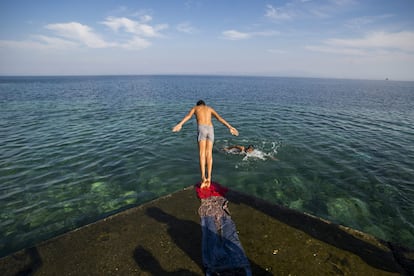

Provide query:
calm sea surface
left=1, top=75, right=413, bottom=256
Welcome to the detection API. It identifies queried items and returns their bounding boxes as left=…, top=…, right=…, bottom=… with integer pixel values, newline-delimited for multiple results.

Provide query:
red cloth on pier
left=195, top=181, right=228, bottom=199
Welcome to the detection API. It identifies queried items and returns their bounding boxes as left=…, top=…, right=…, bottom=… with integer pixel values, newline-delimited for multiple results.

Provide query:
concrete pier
left=1, top=186, right=413, bottom=275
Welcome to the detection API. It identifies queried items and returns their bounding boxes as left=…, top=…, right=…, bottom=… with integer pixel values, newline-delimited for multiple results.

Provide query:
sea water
left=0, top=75, right=413, bottom=257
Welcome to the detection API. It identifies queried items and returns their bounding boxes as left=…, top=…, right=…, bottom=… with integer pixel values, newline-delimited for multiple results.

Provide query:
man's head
left=197, top=100, right=206, bottom=106
left=246, top=145, right=254, bottom=153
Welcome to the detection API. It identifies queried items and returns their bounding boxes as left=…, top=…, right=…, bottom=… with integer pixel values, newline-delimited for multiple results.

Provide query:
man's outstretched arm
left=172, top=107, right=195, bottom=132
left=211, top=108, right=239, bottom=136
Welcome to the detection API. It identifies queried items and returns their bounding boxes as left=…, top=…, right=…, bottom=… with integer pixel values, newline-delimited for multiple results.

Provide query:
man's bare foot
left=200, top=177, right=206, bottom=188
left=200, top=178, right=210, bottom=189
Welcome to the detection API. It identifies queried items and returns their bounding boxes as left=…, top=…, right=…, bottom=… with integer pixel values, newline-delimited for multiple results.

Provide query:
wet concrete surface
left=0, top=186, right=413, bottom=275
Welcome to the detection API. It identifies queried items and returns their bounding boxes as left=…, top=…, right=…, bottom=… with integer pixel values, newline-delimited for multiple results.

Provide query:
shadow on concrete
left=146, top=207, right=272, bottom=276
left=146, top=207, right=203, bottom=270
left=133, top=245, right=198, bottom=275
left=227, top=190, right=413, bottom=275
left=0, top=247, right=42, bottom=276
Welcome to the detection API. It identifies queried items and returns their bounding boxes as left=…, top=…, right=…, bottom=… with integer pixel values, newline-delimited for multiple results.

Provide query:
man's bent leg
left=198, top=140, right=207, bottom=184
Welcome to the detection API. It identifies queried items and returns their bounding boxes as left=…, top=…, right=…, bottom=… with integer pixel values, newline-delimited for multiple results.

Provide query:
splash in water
left=222, top=140, right=280, bottom=161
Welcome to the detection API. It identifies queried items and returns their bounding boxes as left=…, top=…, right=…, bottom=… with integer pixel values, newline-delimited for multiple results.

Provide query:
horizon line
left=0, top=73, right=410, bottom=82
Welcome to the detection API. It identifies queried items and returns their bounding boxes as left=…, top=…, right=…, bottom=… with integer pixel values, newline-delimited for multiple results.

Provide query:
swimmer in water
left=225, top=144, right=278, bottom=160
left=224, top=145, right=254, bottom=153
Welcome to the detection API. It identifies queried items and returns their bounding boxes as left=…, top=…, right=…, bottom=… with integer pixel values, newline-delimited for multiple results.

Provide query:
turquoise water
left=1, top=75, right=413, bottom=256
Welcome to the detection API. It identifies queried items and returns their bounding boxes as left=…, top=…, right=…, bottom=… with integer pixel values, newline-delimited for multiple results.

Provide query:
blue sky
left=1, top=0, right=413, bottom=80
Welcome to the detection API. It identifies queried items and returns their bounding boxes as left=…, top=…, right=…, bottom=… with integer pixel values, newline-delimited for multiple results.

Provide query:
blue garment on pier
left=198, top=194, right=252, bottom=276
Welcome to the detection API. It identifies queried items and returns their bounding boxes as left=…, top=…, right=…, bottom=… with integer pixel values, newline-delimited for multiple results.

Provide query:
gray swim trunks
left=198, top=125, right=214, bottom=142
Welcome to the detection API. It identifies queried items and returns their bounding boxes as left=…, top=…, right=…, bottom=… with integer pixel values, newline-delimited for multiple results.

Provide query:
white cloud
left=326, top=31, right=414, bottom=52
left=46, top=22, right=110, bottom=48
left=139, top=15, right=153, bottom=23
left=305, top=45, right=366, bottom=55
left=264, top=1, right=356, bottom=21
left=0, top=15, right=168, bottom=51
left=101, top=16, right=168, bottom=37
left=254, top=30, right=280, bottom=37
left=289, top=0, right=357, bottom=19
left=265, top=5, right=292, bottom=20
left=222, top=29, right=279, bottom=40
left=222, top=30, right=251, bottom=40
left=345, top=14, right=394, bottom=30
left=176, top=22, right=197, bottom=34
left=306, top=31, right=414, bottom=56
left=0, top=35, right=78, bottom=50
left=99, top=16, right=168, bottom=49
left=32, top=35, right=79, bottom=49
left=120, top=36, right=151, bottom=50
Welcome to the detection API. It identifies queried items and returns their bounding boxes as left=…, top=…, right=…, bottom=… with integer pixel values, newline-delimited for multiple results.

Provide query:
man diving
left=172, top=100, right=239, bottom=188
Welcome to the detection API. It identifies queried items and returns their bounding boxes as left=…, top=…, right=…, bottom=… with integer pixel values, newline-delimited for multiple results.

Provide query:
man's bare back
left=194, top=105, right=214, bottom=126
left=172, top=103, right=239, bottom=135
